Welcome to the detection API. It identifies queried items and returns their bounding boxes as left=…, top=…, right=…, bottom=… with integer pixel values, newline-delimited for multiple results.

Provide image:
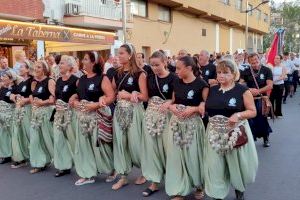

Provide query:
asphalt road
left=0, top=92, right=299, bottom=200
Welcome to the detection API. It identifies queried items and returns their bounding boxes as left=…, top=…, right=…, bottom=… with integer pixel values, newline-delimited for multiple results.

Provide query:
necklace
left=219, top=83, right=235, bottom=94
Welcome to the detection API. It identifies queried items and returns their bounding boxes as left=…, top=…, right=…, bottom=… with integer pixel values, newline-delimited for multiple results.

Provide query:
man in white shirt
left=282, top=52, right=296, bottom=102
left=290, top=52, right=300, bottom=92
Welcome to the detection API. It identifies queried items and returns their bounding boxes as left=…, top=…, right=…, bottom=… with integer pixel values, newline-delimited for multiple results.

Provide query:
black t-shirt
left=147, top=72, right=177, bottom=100
left=206, top=84, right=248, bottom=117
left=32, top=77, right=52, bottom=100
left=114, top=71, right=143, bottom=93
left=14, top=77, right=33, bottom=98
left=239, top=63, right=250, bottom=79
left=200, top=63, right=217, bottom=83
left=77, top=74, right=104, bottom=102
left=106, top=67, right=117, bottom=82
left=55, top=75, right=78, bottom=103
left=174, top=77, right=208, bottom=106
left=240, top=65, right=273, bottom=95
left=0, top=86, right=17, bottom=103
left=143, top=64, right=153, bottom=76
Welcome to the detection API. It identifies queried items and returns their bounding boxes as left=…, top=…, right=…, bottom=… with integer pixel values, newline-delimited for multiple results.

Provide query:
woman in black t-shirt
left=0, top=70, right=19, bottom=164
left=112, top=44, right=148, bottom=190
left=141, top=51, right=177, bottom=197
left=10, top=61, right=33, bottom=168
left=203, top=59, right=258, bottom=200
left=69, top=52, right=115, bottom=186
left=28, top=60, right=56, bottom=174
left=240, top=53, right=273, bottom=147
left=53, top=55, right=78, bottom=178
left=165, top=56, right=209, bottom=200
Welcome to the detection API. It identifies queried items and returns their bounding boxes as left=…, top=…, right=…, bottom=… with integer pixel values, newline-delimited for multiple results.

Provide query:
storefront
left=0, top=19, right=115, bottom=65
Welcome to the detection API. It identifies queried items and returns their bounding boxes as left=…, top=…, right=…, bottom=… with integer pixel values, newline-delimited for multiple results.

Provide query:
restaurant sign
left=0, top=19, right=115, bottom=44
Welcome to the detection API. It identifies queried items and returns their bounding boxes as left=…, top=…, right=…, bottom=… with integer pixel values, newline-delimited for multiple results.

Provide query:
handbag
left=249, top=66, right=273, bottom=117
left=228, top=125, right=248, bottom=148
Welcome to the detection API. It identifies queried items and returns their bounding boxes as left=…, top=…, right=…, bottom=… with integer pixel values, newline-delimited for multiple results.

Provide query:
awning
left=0, top=19, right=115, bottom=45
left=45, top=41, right=110, bottom=54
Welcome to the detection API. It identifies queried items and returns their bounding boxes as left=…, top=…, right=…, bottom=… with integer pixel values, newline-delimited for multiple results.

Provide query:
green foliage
left=263, top=1, right=300, bottom=53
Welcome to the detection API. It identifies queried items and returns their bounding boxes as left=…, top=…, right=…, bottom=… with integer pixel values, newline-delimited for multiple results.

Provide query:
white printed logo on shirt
left=5, top=91, right=11, bottom=97
left=260, top=74, right=265, bottom=80
left=205, top=70, right=210, bottom=76
left=187, top=90, right=195, bottom=99
left=21, top=86, right=27, bottom=92
left=162, top=84, right=169, bottom=93
left=228, top=98, right=237, bottom=107
left=37, top=87, right=43, bottom=93
left=127, top=77, right=133, bottom=85
left=63, top=85, right=69, bottom=92
left=88, top=84, right=95, bottom=91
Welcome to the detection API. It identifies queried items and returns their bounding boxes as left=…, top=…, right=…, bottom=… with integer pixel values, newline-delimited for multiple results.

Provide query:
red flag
left=266, top=33, right=279, bottom=67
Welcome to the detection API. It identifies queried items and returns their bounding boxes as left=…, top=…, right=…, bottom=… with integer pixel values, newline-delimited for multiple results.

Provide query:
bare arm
left=101, top=76, right=116, bottom=106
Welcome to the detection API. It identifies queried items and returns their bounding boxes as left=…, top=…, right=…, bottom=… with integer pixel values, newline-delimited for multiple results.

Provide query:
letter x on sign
left=62, top=29, right=71, bottom=41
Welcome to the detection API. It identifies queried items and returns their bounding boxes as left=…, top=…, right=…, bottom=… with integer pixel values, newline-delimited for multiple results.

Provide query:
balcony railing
left=69, top=0, right=133, bottom=22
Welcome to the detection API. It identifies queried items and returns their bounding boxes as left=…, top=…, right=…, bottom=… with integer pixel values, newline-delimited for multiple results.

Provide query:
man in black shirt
left=137, top=52, right=153, bottom=76
left=199, top=50, right=218, bottom=86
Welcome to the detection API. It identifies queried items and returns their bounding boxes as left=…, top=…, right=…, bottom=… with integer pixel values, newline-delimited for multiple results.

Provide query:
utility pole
left=122, top=0, right=127, bottom=43
left=245, top=0, right=249, bottom=52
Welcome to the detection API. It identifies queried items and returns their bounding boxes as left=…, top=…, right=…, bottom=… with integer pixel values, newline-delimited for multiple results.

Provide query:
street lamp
left=242, top=0, right=269, bottom=52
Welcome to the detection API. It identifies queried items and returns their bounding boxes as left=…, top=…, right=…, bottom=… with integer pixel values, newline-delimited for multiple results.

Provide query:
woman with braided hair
left=111, top=44, right=148, bottom=190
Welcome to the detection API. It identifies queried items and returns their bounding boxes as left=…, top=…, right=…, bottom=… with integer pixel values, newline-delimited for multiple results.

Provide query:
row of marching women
left=0, top=44, right=273, bottom=200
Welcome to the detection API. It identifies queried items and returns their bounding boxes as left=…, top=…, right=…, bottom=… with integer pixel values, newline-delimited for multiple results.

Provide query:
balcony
left=63, top=0, right=133, bottom=31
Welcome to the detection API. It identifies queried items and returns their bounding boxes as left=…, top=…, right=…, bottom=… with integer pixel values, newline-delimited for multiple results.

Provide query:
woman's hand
left=98, top=97, right=107, bottom=108
left=33, top=98, right=44, bottom=107
left=199, top=102, right=205, bottom=118
left=228, top=113, right=239, bottom=127
left=169, top=104, right=180, bottom=116
left=84, top=102, right=99, bottom=112
left=117, top=90, right=130, bottom=100
left=179, top=106, right=197, bottom=119
left=159, top=101, right=172, bottom=113
left=73, top=100, right=80, bottom=109
left=130, top=91, right=139, bottom=103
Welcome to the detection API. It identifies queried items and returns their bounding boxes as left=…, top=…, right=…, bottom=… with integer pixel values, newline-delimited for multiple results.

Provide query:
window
left=223, top=0, right=230, bottom=5
left=264, top=13, right=269, bottom=22
left=235, top=0, right=242, bottom=11
left=257, top=9, right=261, bottom=20
left=158, top=5, right=171, bottom=22
left=248, top=4, right=253, bottom=15
left=131, top=0, right=147, bottom=17
left=202, top=29, right=207, bottom=37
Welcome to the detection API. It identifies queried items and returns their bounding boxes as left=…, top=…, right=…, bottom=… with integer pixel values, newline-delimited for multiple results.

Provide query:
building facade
left=128, top=0, right=270, bottom=58
left=0, top=0, right=270, bottom=63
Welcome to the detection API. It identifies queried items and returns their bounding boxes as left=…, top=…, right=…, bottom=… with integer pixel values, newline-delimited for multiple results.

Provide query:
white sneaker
left=75, top=178, right=95, bottom=186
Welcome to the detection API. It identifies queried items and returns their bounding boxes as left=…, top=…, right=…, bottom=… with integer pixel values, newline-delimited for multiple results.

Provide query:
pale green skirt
left=11, top=105, right=31, bottom=162
left=53, top=108, right=76, bottom=171
left=113, top=102, right=144, bottom=175
left=29, top=106, right=54, bottom=168
left=73, top=107, right=114, bottom=179
left=165, top=114, right=205, bottom=197
left=141, top=107, right=170, bottom=183
left=204, top=121, right=258, bottom=199
left=0, top=107, right=14, bottom=158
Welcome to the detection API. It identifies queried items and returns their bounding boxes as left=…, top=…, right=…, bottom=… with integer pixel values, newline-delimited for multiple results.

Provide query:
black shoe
left=0, top=157, right=11, bottom=164
left=283, top=100, right=286, bottom=104
left=55, top=169, right=71, bottom=177
left=263, top=140, right=270, bottom=147
left=235, top=190, right=245, bottom=200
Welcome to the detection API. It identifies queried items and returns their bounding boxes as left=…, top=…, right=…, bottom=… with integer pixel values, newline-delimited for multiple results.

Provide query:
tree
left=263, top=1, right=300, bottom=53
